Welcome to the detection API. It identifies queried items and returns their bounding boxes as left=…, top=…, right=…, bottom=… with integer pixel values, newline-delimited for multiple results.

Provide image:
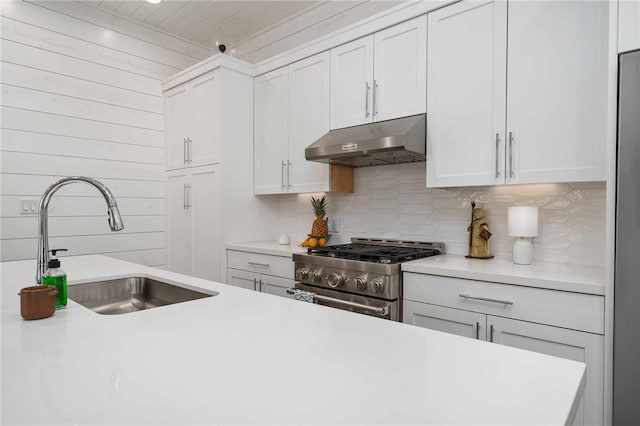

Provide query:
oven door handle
left=286, top=288, right=390, bottom=316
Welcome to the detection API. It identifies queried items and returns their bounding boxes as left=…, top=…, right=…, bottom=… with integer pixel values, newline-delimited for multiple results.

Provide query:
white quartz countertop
left=226, top=240, right=305, bottom=257
left=2, top=255, right=585, bottom=425
left=402, top=254, right=606, bottom=295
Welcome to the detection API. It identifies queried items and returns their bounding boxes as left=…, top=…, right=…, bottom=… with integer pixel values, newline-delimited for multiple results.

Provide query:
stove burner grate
left=308, top=243, right=441, bottom=264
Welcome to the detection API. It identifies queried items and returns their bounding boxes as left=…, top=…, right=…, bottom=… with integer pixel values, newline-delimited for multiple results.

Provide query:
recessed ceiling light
left=146, top=0, right=161, bottom=4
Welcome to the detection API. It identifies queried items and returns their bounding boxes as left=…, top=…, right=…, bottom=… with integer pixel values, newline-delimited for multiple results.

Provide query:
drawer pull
left=459, top=294, right=514, bottom=305
left=248, top=261, right=270, bottom=267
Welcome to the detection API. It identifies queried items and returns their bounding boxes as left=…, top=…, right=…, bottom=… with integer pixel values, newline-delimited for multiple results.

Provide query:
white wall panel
left=1, top=40, right=161, bottom=96
left=1, top=130, right=163, bottom=165
left=1, top=84, right=164, bottom=131
left=0, top=16, right=179, bottom=80
left=2, top=107, right=163, bottom=148
left=1, top=62, right=163, bottom=114
left=1, top=152, right=164, bottom=182
left=0, top=0, right=204, bottom=266
left=2, top=0, right=201, bottom=71
left=1, top=174, right=164, bottom=199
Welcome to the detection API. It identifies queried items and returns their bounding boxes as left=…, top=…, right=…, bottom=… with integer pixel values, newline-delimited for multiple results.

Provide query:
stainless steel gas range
left=289, top=238, right=444, bottom=321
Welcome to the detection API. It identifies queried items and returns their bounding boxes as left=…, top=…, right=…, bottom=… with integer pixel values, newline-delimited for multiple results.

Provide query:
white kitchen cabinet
left=164, top=58, right=284, bottom=285
left=426, top=0, right=507, bottom=187
left=404, top=300, right=487, bottom=340
left=488, top=316, right=604, bottom=426
left=426, top=0, right=609, bottom=187
left=403, top=272, right=605, bottom=426
left=226, top=249, right=295, bottom=299
left=373, top=17, right=427, bottom=122
left=330, top=36, right=374, bottom=129
left=619, top=0, right=640, bottom=53
left=254, top=67, right=289, bottom=194
left=330, top=15, right=427, bottom=130
left=254, top=52, right=342, bottom=195
left=165, top=71, right=219, bottom=170
left=167, top=165, right=220, bottom=281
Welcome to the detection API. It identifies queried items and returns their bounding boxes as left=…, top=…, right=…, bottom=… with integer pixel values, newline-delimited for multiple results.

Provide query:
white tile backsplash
left=279, top=162, right=606, bottom=267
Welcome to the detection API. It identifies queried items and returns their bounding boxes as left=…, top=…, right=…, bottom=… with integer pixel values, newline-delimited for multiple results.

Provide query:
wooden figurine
left=467, top=201, right=493, bottom=259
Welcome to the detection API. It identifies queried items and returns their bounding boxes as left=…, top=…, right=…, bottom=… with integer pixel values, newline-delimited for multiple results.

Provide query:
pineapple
left=310, top=196, right=329, bottom=236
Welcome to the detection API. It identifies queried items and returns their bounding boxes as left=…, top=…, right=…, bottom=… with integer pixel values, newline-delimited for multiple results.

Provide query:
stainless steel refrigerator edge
left=614, top=48, right=640, bottom=425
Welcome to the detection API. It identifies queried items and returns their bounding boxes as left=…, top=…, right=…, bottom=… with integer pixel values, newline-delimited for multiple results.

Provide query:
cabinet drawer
left=227, top=250, right=294, bottom=278
left=403, top=272, right=604, bottom=334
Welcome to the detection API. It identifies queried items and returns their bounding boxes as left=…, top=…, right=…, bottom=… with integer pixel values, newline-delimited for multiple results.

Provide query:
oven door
left=288, top=283, right=398, bottom=321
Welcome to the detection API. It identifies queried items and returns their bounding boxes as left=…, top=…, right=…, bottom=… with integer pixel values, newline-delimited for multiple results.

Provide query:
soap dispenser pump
left=41, top=249, right=68, bottom=309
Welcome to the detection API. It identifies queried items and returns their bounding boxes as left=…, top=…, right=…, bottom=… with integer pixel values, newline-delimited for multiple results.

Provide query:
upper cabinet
left=427, top=0, right=609, bottom=188
left=165, top=71, right=220, bottom=170
left=330, top=16, right=427, bottom=129
left=254, top=52, right=337, bottom=195
left=619, top=0, right=640, bottom=53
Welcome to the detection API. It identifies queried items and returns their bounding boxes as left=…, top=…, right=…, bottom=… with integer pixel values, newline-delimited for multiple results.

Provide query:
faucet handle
left=49, top=249, right=68, bottom=257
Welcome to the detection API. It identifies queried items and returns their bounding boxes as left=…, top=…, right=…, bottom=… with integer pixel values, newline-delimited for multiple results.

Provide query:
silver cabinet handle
left=188, top=138, right=193, bottom=163
left=286, top=289, right=390, bottom=317
left=287, top=160, right=291, bottom=188
left=365, top=82, right=370, bottom=117
left=183, top=138, right=188, bottom=164
left=253, top=278, right=258, bottom=291
left=373, top=79, right=378, bottom=117
left=281, top=160, right=286, bottom=189
left=490, top=324, right=494, bottom=342
left=495, top=133, right=501, bottom=179
left=459, top=294, right=514, bottom=305
left=183, top=183, right=187, bottom=209
left=476, top=321, right=480, bottom=340
left=508, top=131, right=514, bottom=178
left=187, top=183, right=191, bottom=208
left=248, top=261, right=270, bottom=267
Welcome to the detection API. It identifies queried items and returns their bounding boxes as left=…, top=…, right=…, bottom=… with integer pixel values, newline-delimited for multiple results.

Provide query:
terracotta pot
left=19, top=286, right=57, bottom=320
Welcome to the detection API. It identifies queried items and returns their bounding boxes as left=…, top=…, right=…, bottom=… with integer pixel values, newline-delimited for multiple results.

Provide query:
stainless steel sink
left=68, top=276, right=217, bottom=315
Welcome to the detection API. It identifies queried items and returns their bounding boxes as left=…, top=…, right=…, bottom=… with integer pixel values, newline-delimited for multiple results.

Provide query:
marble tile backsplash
left=279, top=162, right=606, bottom=267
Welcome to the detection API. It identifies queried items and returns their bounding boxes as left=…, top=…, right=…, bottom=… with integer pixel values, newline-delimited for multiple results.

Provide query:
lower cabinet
left=226, top=249, right=295, bottom=299
left=403, top=273, right=604, bottom=426
left=167, top=165, right=220, bottom=281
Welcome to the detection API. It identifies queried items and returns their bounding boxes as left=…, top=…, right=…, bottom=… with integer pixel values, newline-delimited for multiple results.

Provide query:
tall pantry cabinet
left=163, top=57, right=279, bottom=282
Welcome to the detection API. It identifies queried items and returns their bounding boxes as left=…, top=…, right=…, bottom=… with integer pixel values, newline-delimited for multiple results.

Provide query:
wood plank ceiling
left=81, top=1, right=403, bottom=62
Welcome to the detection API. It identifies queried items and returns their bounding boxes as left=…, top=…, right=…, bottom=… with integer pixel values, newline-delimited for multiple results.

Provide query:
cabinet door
left=189, top=71, right=220, bottom=167
left=254, top=68, right=288, bottom=194
left=330, top=36, right=374, bottom=129
left=404, top=300, right=487, bottom=340
left=165, top=85, right=189, bottom=171
left=373, top=16, right=427, bottom=122
left=166, top=170, right=191, bottom=275
left=287, top=52, right=330, bottom=193
left=227, top=268, right=259, bottom=291
left=619, top=0, right=640, bottom=53
left=190, top=165, right=220, bottom=281
left=506, top=1, right=608, bottom=184
left=487, top=316, right=604, bottom=426
left=259, top=275, right=295, bottom=299
left=426, top=0, right=507, bottom=188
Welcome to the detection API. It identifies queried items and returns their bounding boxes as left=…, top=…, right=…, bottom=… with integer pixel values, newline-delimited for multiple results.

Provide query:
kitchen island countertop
left=2, top=255, right=585, bottom=425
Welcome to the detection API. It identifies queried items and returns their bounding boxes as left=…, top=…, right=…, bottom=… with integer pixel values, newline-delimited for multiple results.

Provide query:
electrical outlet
left=328, top=217, right=342, bottom=233
left=19, top=198, right=38, bottom=215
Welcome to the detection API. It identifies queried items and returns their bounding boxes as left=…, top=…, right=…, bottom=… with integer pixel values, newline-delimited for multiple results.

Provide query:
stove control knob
left=327, top=273, right=344, bottom=288
left=354, top=277, right=367, bottom=290
left=311, top=270, right=322, bottom=282
left=370, top=279, right=384, bottom=293
left=296, top=268, right=308, bottom=281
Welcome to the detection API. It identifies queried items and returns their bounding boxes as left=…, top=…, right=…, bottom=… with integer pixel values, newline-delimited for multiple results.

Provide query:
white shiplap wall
left=0, top=0, right=210, bottom=266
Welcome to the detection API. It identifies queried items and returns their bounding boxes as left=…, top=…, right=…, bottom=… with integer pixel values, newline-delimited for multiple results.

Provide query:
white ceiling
left=82, top=1, right=404, bottom=62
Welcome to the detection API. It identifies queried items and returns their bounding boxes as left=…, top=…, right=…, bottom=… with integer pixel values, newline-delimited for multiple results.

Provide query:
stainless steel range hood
left=305, top=114, right=426, bottom=167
